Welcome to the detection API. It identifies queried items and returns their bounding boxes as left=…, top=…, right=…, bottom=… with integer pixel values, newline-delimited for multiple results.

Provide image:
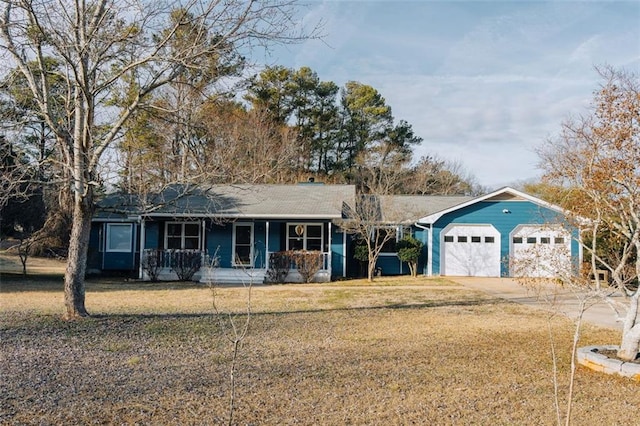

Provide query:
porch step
left=199, top=268, right=267, bottom=285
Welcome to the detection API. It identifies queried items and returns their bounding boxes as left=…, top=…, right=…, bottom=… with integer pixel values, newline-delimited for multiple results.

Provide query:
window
left=554, top=237, right=565, bottom=244
left=471, top=236, right=481, bottom=243
left=458, top=236, right=468, bottom=243
left=527, top=237, right=537, bottom=244
left=513, top=237, right=523, bottom=244
left=287, top=223, right=323, bottom=251
left=233, top=223, right=253, bottom=266
left=376, top=227, right=398, bottom=253
left=540, top=237, right=550, bottom=244
left=165, top=222, right=200, bottom=250
left=444, top=235, right=454, bottom=243
left=106, top=223, right=132, bottom=252
left=485, top=236, right=495, bottom=243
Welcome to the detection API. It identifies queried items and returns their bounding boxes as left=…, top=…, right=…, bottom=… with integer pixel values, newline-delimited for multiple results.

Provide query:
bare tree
left=0, top=0, right=316, bottom=319
left=514, top=240, right=601, bottom=426
left=205, top=247, right=252, bottom=426
left=339, top=194, right=399, bottom=282
left=0, top=135, right=34, bottom=210
left=198, top=103, right=301, bottom=184
left=537, top=66, right=639, bottom=362
left=405, top=155, right=480, bottom=196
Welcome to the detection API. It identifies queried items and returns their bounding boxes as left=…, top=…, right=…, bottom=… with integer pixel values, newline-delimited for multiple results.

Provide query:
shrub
left=397, top=236, right=424, bottom=277
left=141, top=250, right=162, bottom=282
left=291, top=250, right=323, bottom=283
left=266, top=251, right=292, bottom=283
left=170, top=250, right=202, bottom=281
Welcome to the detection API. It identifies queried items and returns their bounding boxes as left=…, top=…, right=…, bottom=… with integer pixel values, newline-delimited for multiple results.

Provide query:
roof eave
left=139, top=212, right=344, bottom=220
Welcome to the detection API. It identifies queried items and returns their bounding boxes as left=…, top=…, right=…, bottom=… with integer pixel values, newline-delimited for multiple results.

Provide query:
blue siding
left=88, top=222, right=140, bottom=272
left=413, top=226, right=429, bottom=275
left=87, top=224, right=102, bottom=271
left=253, top=221, right=267, bottom=268
left=376, top=255, right=403, bottom=275
left=331, top=226, right=345, bottom=278
left=372, top=227, right=429, bottom=276
left=431, top=200, right=577, bottom=276
left=268, top=222, right=282, bottom=253
left=207, top=223, right=233, bottom=268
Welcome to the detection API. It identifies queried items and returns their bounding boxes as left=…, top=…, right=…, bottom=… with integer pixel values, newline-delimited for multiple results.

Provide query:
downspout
left=328, top=221, right=332, bottom=278
left=342, top=226, right=347, bottom=278
left=414, top=222, right=432, bottom=276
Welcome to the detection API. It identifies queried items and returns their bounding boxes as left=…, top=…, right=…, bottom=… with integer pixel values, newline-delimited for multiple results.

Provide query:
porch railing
left=265, top=251, right=330, bottom=271
left=142, top=249, right=205, bottom=281
left=143, top=249, right=329, bottom=271
left=143, top=249, right=205, bottom=269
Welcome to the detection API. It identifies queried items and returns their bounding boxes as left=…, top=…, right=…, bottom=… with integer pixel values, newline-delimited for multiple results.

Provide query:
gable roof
left=95, top=184, right=356, bottom=220
left=416, top=186, right=568, bottom=224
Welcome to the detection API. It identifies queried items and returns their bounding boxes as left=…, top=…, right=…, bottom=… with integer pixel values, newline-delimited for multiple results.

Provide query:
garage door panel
left=442, top=225, right=501, bottom=277
left=511, top=225, right=571, bottom=278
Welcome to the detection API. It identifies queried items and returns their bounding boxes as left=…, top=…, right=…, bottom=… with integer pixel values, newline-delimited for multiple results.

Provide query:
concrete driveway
left=450, top=277, right=625, bottom=331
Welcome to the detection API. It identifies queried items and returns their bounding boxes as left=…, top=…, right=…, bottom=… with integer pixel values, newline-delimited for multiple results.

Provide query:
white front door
left=441, top=224, right=501, bottom=277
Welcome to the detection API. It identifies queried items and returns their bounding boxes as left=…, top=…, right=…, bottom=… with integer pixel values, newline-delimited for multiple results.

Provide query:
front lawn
left=0, top=272, right=636, bottom=424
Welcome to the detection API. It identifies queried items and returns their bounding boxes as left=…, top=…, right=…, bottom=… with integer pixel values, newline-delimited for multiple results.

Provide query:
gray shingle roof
left=379, top=194, right=474, bottom=223
left=95, top=184, right=481, bottom=224
left=95, top=184, right=356, bottom=220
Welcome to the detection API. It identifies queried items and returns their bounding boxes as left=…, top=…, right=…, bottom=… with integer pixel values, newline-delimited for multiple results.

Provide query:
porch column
left=201, top=219, right=206, bottom=266
left=139, top=218, right=145, bottom=279
left=265, top=221, right=270, bottom=270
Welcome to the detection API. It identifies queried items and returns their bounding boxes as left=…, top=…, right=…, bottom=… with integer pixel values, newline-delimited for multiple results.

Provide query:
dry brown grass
left=1, top=262, right=638, bottom=425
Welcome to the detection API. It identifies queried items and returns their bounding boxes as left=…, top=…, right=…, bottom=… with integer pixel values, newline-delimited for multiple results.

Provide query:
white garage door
left=441, top=224, right=501, bottom=277
left=510, top=225, right=571, bottom=278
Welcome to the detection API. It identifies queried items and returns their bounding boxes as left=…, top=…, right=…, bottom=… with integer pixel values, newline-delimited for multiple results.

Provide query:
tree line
left=115, top=64, right=478, bottom=196
left=2, top=60, right=478, bottom=245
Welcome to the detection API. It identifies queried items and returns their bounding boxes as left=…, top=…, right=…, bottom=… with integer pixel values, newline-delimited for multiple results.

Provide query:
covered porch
left=139, top=217, right=340, bottom=283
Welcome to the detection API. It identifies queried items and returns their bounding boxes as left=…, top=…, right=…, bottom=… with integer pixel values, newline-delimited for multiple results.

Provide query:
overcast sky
left=264, top=0, right=640, bottom=189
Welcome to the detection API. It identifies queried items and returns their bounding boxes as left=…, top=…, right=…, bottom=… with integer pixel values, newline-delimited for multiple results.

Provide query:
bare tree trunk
left=367, top=252, right=376, bottom=282
left=63, top=191, right=92, bottom=319
left=618, top=293, right=640, bottom=361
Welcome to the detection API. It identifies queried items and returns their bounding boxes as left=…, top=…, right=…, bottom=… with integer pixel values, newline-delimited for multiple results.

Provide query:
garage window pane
left=471, top=236, right=481, bottom=243
left=554, top=237, right=565, bottom=244
left=444, top=236, right=454, bottom=243
left=527, top=237, right=537, bottom=244
left=540, top=237, right=550, bottom=244
left=485, top=236, right=495, bottom=243
left=513, top=237, right=523, bottom=244
left=458, top=236, right=467, bottom=243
